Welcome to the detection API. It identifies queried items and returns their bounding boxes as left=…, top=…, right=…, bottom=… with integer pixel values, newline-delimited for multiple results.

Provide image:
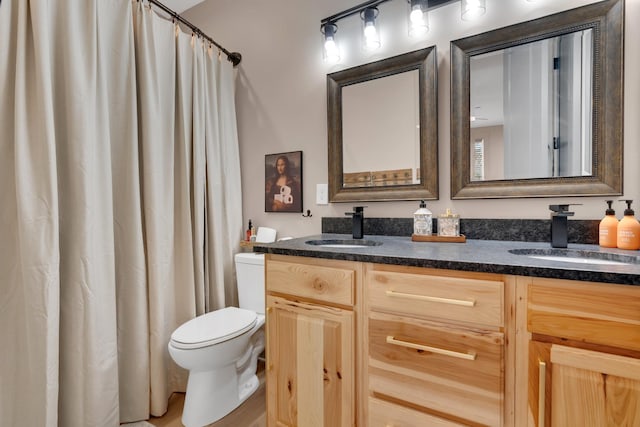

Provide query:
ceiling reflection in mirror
left=342, top=70, right=420, bottom=188
left=469, top=29, right=593, bottom=182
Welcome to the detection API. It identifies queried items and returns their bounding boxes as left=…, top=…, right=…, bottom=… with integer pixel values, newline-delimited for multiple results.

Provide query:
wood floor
left=149, top=363, right=266, bottom=427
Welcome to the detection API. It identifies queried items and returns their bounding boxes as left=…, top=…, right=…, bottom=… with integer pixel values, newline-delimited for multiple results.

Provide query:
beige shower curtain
left=0, top=0, right=243, bottom=425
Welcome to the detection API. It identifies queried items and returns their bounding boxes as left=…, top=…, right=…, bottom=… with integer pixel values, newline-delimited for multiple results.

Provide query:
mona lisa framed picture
left=265, top=151, right=303, bottom=213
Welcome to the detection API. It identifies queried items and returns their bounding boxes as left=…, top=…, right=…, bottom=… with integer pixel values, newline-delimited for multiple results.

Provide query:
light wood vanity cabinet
left=265, top=254, right=361, bottom=427
left=265, top=252, right=640, bottom=426
left=365, top=264, right=513, bottom=427
left=522, top=277, right=640, bottom=427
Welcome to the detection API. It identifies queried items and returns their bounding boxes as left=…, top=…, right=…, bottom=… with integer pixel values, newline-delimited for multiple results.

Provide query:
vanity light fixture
left=361, top=7, right=381, bottom=50
left=321, top=22, right=341, bottom=63
left=461, top=0, right=486, bottom=21
left=408, top=0, right=429, bottom=37
left=320, top=0, right=490, bottom=62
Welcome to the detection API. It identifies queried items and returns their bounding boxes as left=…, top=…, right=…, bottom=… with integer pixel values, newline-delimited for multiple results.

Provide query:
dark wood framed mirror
left=327, top=47, right=438, bottom=202
left=450, top=0, right=623, bottom=199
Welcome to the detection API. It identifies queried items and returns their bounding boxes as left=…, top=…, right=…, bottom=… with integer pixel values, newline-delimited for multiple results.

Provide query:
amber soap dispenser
left=599, top=200, right=618, bottom=248
left=617, top=200, right=640, bottom=250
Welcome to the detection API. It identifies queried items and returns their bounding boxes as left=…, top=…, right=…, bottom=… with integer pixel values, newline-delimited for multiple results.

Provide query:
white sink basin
left=527, top=255, right=631, bottom=266
left=508, top=248, right=639, bottom=266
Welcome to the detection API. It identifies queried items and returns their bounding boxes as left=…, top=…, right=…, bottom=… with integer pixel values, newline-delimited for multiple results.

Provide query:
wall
left=185, top=0, right=639, bottom=239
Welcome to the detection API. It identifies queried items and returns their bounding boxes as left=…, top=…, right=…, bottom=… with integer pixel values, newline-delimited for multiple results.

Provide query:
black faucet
left=549, top=204, right=579, bottom=248
left=345, top=206, right=366, bottom=239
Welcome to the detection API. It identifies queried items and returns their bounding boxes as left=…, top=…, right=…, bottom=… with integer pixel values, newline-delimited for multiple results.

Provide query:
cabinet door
left=530, top=343, right=640, bottom=427
left=266, top=295, right=354, bottom=427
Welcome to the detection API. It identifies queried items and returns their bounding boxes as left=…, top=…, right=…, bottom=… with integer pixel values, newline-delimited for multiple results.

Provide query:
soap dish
left=411, top=234, right=466, bottom=243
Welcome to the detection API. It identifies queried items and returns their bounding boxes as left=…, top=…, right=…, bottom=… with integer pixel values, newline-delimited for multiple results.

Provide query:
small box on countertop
left=438, top=208, right=460, bottom=237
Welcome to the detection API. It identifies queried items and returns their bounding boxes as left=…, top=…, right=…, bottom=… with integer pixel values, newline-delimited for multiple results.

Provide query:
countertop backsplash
left=321, top=217, right=599, bottom=245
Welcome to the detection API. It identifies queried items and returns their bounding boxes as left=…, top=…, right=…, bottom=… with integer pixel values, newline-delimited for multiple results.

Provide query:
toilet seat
left=170, top=307, right=257, bottom=350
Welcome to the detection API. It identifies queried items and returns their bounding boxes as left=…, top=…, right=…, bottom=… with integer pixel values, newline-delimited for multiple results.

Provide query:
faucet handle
left=345, top=206, right=367, bottom=216
left=549, top=204, right=581, bottom=215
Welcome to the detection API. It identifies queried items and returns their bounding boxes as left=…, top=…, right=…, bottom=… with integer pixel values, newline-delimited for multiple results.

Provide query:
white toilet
left=168, top=252, right=266, bottom=427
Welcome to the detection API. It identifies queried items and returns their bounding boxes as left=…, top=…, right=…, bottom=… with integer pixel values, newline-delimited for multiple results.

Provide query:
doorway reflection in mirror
left=469, top=29, right=593, bottom=181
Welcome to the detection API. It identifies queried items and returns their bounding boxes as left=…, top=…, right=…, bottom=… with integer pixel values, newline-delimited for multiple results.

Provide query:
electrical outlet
left=316, top=183, right=328, bottom=205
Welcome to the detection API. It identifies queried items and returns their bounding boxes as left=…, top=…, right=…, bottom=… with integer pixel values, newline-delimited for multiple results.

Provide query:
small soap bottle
left=246, top=220, right=253, bottom=242
left=413, top=200, right=432, bottom=236
left=599, top=200, right=618, bottom=248
left=617, top=200, right=640, bottom=250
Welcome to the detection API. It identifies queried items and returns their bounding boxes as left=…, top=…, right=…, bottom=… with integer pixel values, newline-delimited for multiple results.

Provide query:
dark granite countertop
left=252, top=234, right=640, bottom=286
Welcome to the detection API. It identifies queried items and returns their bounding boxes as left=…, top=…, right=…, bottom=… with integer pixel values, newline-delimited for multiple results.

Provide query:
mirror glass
left=342, top=70, right=421, bottom=188
left=450, top=0, right=623, bottom=199
left=470, top=29, right=593, bottom=181
left=327, top=47, right=438, bottom=202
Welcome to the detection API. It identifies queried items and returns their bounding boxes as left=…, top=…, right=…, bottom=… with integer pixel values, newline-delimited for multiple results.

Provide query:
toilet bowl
left=168, top=253, right=266, bottom=427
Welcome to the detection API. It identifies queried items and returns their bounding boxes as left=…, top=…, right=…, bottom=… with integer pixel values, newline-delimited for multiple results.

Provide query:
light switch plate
left=316, top=183, right=328, bottom=205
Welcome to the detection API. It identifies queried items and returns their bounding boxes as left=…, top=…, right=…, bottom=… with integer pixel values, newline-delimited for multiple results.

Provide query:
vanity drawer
left=368, top=396, right=466, bottom=427
left=368, top=311, right=504, bottom=426
left=368, top=268, right=504, bottom=327
left=528, top=278, right=640, bottom=351
left=266, top=256, right=356, bottom=307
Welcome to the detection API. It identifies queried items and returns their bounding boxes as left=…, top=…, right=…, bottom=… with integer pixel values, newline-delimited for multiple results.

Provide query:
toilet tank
left=235, top=253, right=265, bottom=314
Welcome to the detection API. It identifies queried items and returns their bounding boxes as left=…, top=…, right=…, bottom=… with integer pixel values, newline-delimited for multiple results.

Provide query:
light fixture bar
left=321, top=0, right=458, bottom=25
left=423, top=0, right=460, bottom=12
left=319, top=0, right=469, bottom=63
left=321, top=0, right=391, bottom=26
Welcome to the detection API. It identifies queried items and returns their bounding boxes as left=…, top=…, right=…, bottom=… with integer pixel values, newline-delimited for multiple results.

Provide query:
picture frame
left=265, top=151, right=303, bottom=213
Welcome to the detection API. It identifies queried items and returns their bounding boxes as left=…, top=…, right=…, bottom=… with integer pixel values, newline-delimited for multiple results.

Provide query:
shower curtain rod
left=147, top=0, right=242, bottom=66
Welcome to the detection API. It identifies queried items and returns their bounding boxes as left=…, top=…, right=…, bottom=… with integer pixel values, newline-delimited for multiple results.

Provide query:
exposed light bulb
left=364, top=22, right=377, bottom=38
left=361, top=7, right=380, bottom=51
left=321, top=23, right=340, bottom=63
left=461, top=0, right=486, bottom=21
left=364, top=21, right=380, bottom=50
left=410, top=6, right=424, bottom=24
left=323, top=37, right=340, bottom=63
left=409, top=3, right=428, bottom=37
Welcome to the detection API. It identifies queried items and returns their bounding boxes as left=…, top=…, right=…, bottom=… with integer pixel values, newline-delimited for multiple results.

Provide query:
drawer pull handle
left=385, top=290, right=476, bottom=307
left=538, top=360, right=546, bottom=427
left=386, top=336, right=477, bottom=361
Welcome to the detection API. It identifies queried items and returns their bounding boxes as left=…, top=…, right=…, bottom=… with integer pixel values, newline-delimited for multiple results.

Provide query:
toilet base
left=181, top=370, right=260, bottom=427
left=181, top=330, right=265, bottom=427
left=239, top=374, right=260, bottom=403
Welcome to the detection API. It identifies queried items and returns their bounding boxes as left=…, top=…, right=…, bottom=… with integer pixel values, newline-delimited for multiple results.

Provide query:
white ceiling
left=162, top=0, right=206, bottom=13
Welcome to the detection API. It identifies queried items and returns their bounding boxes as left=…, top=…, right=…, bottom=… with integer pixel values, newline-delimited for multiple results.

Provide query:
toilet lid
left=170, top=307, right=257, bottom=350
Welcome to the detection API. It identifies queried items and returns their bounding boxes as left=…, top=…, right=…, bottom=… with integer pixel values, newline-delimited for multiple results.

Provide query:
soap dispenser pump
left=599, top=200, right=618, bottom=248
left=413, top=200, right=432, bottom=236
left=617, top=200, right=640, bottom=250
